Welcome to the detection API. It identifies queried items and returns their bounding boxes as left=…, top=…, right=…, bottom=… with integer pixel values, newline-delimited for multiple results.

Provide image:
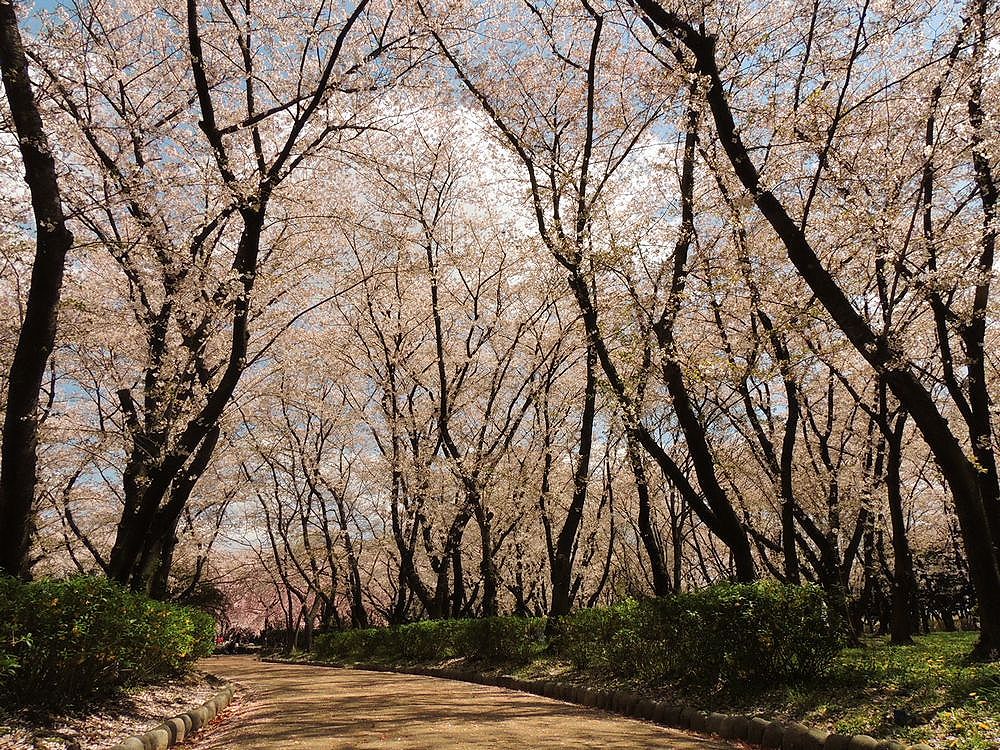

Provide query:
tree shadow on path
left=190, top=656, right=737, bottom=749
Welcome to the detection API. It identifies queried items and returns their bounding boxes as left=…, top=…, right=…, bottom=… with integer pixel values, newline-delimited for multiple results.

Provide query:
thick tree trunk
left=148, top=517, right=180, bottom=600
left=107, top=207, right=265, bottom=586
left=474, top=496, right=498, bottom=617
left=450, top=542, right=465, bottom=618
left=0, top=0, right=75, bottom=579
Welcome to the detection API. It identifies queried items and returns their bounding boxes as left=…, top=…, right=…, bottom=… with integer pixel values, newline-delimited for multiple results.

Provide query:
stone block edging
left=107, top=680, right=235, bottom=750
left=264, top=657, right=931, bottom=750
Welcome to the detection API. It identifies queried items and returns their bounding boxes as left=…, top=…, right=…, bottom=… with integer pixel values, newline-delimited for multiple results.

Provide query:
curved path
left=191, top=655, right=734, bottom=749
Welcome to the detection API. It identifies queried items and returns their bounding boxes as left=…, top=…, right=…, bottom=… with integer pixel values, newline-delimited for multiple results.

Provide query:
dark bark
left=647, top=101, right=754, bottom=582
left=635, top=0, right=1000, bottom=658
left=105, top=210, right=265, bottom=589
left=549, top=342, right=598, bottom=617
left=964, top=2, right=1000, bottom=557
left=710, top=166, right=802, bottom=583
left=627, top=431, right=671, bottom=595
left=585, top=461, right=617, bottom=607
left=473, top=495, right=498, bottom=617
left=778, top=380, right=802, bottom=583
left=139, top=424, right=220, bottom=597
left=102, top=0, right=374, bottom=591
left=425, top=1, right=758, bottom=583
left=0, top=0, right=75, bottom=578
left=334, top=490, right=368, bottom=629
left=886, top=412, right=916, bottom=644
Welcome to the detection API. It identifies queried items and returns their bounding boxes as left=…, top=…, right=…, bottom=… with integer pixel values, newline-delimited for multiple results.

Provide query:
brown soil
left=191, top=655, right=737, bottom=749
left=0, top=671, right=218, bottom=750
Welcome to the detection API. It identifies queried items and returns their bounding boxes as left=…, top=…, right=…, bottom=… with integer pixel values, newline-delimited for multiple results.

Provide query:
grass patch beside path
left=294, top=631, right=999, bottom=750
left=640, top=632, right=999, bottom=750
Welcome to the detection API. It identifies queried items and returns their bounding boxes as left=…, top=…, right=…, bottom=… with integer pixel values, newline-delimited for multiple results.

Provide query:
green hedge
left=553, top=581, right=843, bottom=685
left=314, top=615, right=545, bottom=665
left=314, top=583, right=841, bottom=688
left=452, top=616, right=545, bottom=662
left=0, top=575, right=215, bottom=709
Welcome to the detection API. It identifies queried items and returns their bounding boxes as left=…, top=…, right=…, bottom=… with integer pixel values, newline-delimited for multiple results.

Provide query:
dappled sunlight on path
left=192, top=656, right=735, bottom=749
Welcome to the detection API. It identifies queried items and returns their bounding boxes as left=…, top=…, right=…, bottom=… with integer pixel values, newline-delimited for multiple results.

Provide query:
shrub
left=392, top=620, right=459, bottom=661
left=554, top=582, right=843, bottom=686
left=0, top=575, right=215, bottom=710
left=679, top=581, right=842, bottom=683
left=313, top=616, right=545, bottom=665
left=314, top=627, right=381, bottom=662
left=314, top=584, right=840, bottom=687
left=553, top=599, right=641, bottom=669
left=452, top=616, right=546, bottom=663
left=314, top=621, right=455, bottom=663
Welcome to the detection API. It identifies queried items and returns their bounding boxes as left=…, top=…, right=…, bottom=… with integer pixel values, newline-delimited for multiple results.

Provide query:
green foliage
left=314, top=621, right=455, bottom=663
left=655, top=632, right=999, bottom=750
left=452, top=616, right=546, bottom=663
left=0, top=575, right=215, bottom=710
left=313, top=626, right=381, bottom=662
left=314, top=616, right=545, bottom=665
left=314, top=583, right=840, bottom=688
left=391, top=620, right=460, bottom=661
left=824, top=633, right=1000, bottom=750
left=313, top=609, right=995, bottom=750
left=553, top=582, right=843, bottom=686
left=553, top=599, right=647, bottom=671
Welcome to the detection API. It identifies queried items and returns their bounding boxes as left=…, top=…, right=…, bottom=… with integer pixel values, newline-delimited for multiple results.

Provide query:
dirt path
left=191, top=656, right=734, bottom=749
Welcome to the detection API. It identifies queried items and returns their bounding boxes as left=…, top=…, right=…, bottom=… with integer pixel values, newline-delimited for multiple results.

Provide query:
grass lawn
left=757, top=632, right=999, bottom=750
left=509, top=632, right=999, bottom=750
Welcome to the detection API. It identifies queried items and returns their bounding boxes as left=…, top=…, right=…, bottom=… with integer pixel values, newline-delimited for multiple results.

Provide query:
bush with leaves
left=314, top=616, right=545, bottom=665
left=0, top=575, right=215, bottom=710
left=314, top=621, right=456, bottom=662
left=313, top=583, right=840, bottom=687
left=552, top=599, right=641, bottom=669
left=391, top=620, right=459, bottom=661
left=313, top=626, right=381, bottom=662
left=452, top=616, right=546, bottom=662
left=554, top=582, right=843, bottom=686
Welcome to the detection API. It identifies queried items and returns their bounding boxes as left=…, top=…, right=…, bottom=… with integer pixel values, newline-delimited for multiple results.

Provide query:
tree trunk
left=474, top=496, right=498, bottom=617
left=549, top=342, right=598, bottom=617
left=0, top=0, right=75, bottom=579
left=107, top=208, right=265, bottom=586
left=886, top=413, right=917, bottom=644
left=633, top=3, right=1000, bottom=657
left=627, top=431, right=671, bottom=595
left=780, top=381, right=801, bottom=583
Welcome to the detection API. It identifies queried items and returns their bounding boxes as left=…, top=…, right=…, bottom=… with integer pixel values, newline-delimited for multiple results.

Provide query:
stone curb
left=107, top=680, right=236, bottom=750
left=264, top=657, right=931, bottom=750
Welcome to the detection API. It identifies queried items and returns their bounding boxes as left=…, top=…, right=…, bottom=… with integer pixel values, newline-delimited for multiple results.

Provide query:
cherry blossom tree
left=632, top=0, right=1000, bottom=657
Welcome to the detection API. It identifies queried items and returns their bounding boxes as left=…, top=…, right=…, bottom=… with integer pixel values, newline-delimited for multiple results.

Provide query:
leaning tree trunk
left=627, top=431, right=672, bottom=596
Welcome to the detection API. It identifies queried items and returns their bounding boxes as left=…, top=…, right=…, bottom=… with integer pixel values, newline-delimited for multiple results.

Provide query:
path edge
left=107, top=677, right=235, bottom=750
left=263, top=657, right=932, bottom=750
